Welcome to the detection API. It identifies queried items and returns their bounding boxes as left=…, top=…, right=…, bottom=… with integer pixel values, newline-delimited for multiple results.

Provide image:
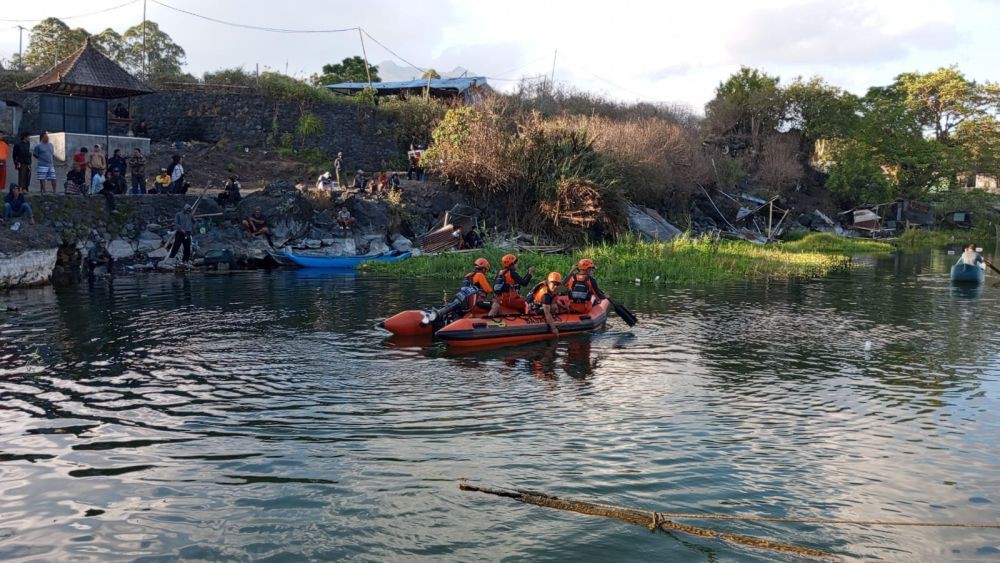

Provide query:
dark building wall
left=130, top=90, right=401, bottom=170
left=1, top=89, right=404, bottom=171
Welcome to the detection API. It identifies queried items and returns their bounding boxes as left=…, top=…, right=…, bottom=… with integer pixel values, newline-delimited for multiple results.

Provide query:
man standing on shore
left=13, top=132, right=32, bottom=190
left=170, top=204, right=195, bottom=263
left=334, top=151, right=344, bottom=186
left=89, top=144, right=107, bottom=180
left=128, top=147, right=146, bottom=194
left=33, top=132, right=57, bottom=193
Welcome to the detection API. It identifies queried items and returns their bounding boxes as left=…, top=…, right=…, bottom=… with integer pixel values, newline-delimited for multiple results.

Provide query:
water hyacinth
left=362, top=234, right=891, bottom=284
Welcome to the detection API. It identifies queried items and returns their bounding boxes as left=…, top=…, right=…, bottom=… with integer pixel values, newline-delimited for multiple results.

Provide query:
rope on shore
left=458, top=480, right=834, bottom=560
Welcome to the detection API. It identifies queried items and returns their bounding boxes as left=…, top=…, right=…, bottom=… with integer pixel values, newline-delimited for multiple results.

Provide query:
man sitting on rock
left=352, top=169, right=366, bottom=191
left=3, top=185, right=34, bottom=225
left=336, top=206, right=355, bottom=234
left=242, top=207, right=275, bottom=248
left=64, top=168, right=87, bottom=195
left=87, top=239, right=114, bottom=278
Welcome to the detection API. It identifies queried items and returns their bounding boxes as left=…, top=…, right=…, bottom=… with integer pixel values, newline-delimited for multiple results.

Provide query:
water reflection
left=1, top=251, right=998, bottom=561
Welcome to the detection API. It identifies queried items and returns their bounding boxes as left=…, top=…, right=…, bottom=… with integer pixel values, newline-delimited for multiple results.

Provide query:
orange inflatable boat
left=435, top=299, right=609, bottom=347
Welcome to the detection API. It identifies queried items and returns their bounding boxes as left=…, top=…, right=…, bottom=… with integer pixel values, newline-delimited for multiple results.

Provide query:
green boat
left=950, top=261, right=985, bottom=284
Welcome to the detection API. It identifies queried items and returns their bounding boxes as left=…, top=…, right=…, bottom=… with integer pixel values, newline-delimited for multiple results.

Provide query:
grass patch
left=780, top=232, right=893, bottom=254
left=362, top=236, right=854, bottom=284
left=895, top=228, right=962, bottom=250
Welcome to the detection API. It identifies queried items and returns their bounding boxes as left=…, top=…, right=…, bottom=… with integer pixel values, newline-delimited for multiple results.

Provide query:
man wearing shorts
left=32, top=132, right=57, bottom=193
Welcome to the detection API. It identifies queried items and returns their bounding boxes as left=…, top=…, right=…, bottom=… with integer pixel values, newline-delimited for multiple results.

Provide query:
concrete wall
left=22, top=133, right=149, bottom=192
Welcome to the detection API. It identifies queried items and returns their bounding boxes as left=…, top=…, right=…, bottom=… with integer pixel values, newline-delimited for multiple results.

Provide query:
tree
left=784, top=77, right=861, bottom=141
left=955, top=116, right=1000, bottom=178
left=120, top=21, right=186, bottom=79
left=421, top=68, right=441, bottom=80
left=91, top=28, right=126, bottom=64
left=895, top=66, right=1000, bottom=141
left=22, top=18, right=89, bottom=70
left=704, top=67, right=786, bottom=150
left=311, top=56, right=380, bottom=86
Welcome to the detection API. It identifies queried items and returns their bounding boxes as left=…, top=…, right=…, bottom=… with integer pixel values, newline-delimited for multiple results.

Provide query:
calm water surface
left=1, top=251, right=998, bottom=561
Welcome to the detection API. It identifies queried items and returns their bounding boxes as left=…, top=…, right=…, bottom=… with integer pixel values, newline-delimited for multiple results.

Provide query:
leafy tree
left=825, top=141, right=893, bottom=204
left=91, top=28, right=126, bottom=64
left=784, top=77, right=861, bottom=141
left=704, top=67, right=786, bottom=149
left=311, top=56, right=380, bottom=86
left=955, top=116, right=1000, bottom=178
left=895, top=66, right=1000, bottom=141
left=421, top=68, right=441, bottom=80
left=120, top=21, right=186, bottom=79
left=22, top=18, right=89, bottom=69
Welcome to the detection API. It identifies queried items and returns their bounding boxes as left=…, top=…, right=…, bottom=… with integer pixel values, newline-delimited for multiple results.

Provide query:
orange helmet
left=577, top=258, right=595, bottom=270
left=501, top=254, right=517, bottom=268
left=474, top=257, right=490, bottom=270
left=547, top=272, right=562, bottom=284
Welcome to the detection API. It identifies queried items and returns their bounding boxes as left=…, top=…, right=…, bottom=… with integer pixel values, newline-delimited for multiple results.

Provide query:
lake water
left=1, top=251, right=998, bottom=561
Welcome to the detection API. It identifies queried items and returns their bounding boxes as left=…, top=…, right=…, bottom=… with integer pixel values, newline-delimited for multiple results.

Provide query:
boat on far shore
left=281, top=250, right=411, bottom=269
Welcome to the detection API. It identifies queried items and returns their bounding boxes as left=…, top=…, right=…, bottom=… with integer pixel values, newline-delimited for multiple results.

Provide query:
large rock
left=107, top=239, right=136, bottom=259
left=391, top=233, right=413, bottom=252
left=236, top=180, right=314, bottom=246
left=0, top=249, right=58, bottom=288
left=347, top=197, right=391, bottom=235
left=628, top=205, right=682, bottom=242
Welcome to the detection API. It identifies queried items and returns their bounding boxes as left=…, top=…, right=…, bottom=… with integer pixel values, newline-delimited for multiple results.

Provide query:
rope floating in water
left=459, top=480, right=834, bottom=560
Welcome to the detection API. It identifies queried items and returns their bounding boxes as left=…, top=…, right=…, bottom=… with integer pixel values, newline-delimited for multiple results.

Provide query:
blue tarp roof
left=325, top=76, right=488, bottom=93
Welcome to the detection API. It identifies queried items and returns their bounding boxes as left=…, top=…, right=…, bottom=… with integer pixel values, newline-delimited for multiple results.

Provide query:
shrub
left=203, top=67, right=257, bottom=87
left=258, top=72, right=346, bottom=105
left=378, top=96, right=448, bottom=145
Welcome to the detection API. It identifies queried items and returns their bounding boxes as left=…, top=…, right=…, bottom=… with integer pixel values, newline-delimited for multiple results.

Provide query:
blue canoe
left=283, top=250, right=411, bottom=269
left=950, top=261, right=985, bottom=284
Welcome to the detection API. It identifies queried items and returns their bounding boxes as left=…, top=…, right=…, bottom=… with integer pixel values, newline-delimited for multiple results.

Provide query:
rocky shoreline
left=0, top=179, right=476, bottom=289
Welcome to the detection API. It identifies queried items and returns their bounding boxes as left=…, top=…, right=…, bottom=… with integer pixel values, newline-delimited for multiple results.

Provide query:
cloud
left=649, top=63, right=696, bottom=81
left=724, top=0, right=961, bottom=65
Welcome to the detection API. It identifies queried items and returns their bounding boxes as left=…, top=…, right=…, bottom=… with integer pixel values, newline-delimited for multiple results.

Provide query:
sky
left=1, top=0, right=997, bottom=113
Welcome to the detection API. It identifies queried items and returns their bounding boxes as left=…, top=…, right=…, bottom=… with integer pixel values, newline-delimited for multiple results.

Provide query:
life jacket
left=529, top=281, right=554, bottom=310
left=568, top=273, right=596, bottom=302
left=493, top=268, right=519, bottom=294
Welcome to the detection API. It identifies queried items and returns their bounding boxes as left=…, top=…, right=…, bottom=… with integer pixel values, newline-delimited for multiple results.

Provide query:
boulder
left=137, top=230, right=164, bottom=252
left=348, top=198, right=391, bottom=234
left=0, top=249, right=58, bottom=289
left=107, top=239, right=135, bottom=259
left=360, top=234, right=390, bottom=255
left=391, top=234, right=413, bottom=252
left=628, top=205, right=682, bottom=242
left=236, top=180, right=314, bottom=246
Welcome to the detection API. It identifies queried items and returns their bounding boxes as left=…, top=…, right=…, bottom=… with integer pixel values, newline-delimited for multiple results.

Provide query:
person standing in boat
left=488, top=253, right=535, bottom=317
left=960, top=244, right=984, bottom=267
left=462, top=257, right=494, bottom=313
left=564, top=258, right=608, bottom=314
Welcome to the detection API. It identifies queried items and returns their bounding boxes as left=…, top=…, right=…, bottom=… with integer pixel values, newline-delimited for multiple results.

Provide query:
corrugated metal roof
left=326, top=76, right=488, bottom=93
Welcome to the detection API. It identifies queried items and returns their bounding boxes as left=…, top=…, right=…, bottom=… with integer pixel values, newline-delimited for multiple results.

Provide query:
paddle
left=983, top=258, right=1000, bottom=276
left=607, top=296, right=638, bottom=327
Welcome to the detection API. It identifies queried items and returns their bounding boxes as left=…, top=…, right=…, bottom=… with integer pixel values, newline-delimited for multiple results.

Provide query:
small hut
left=18, top=38, right=154, bottom=191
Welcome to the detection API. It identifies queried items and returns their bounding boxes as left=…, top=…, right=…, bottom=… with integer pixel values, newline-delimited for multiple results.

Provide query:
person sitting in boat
left=529, top=272, right=566, bottom=338
left=462, top=257, right=494, bottom=312
left=564, top=258, right=607, bottom=314
left=242, top=207, right=275, bottom=248
left=487, top=253, right=535, bottom=317
left=960, top=244, right=984, bottom=267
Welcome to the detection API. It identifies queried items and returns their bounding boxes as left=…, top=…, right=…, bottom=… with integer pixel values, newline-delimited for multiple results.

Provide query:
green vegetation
left=362, top=236, right=855, bottom=284
left=311, top=56, right=380, bottom=86
left=780, top=233, right=893, bottom=254
left=896, top=229, right=961, bottom=250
